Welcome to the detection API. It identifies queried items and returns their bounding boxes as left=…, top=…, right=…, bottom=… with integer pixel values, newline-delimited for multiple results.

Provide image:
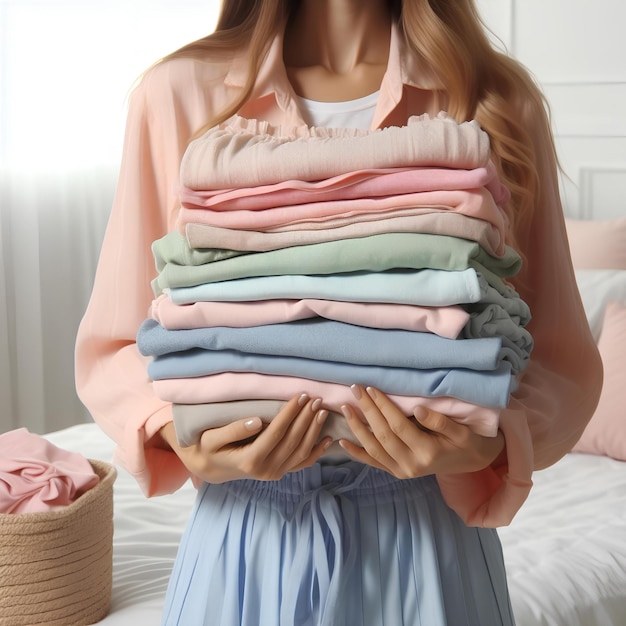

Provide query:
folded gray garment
left=465, top=304, right=534, bottom=355
left=172, top=400, right=358, bottom=462
left=180, top=112, right=491, bottom=189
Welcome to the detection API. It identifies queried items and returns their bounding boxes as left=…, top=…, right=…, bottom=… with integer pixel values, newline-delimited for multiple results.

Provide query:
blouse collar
left=224, top=21, right=442, bottom=130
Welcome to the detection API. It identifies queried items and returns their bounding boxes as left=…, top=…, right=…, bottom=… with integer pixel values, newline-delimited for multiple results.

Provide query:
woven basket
left=0, top=460, right=116, bottom=626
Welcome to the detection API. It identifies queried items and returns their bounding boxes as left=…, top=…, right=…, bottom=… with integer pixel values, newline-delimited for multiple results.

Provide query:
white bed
left=43, top=418, right=626, bottom=626
left=499, top=453, right=626, bottom=625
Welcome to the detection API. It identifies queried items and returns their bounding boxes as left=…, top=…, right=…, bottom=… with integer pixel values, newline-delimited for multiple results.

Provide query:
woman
left=75, top=1, right=602, bottom=624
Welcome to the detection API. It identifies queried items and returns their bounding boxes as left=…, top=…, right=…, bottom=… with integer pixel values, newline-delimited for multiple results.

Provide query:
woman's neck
left=283, top=0, right=392, bottom=102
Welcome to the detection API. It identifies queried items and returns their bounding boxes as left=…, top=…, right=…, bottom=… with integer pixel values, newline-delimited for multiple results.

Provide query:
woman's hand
left=159, top=394, right=332, bottom=483
left=339, top=385, right=505, bottom=479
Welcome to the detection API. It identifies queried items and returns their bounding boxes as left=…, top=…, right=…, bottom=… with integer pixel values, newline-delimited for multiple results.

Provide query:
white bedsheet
left=44, top=423, right=626, bottom=626
left=499, top=452, right=626, bottom=626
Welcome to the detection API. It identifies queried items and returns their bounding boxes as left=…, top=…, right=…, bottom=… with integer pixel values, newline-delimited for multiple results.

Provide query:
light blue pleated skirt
left=162, top=462, right=515, bottom=626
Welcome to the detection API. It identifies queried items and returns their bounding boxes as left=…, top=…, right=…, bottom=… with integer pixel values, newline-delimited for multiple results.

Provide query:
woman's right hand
left=158, top=394, right=331, bottom=484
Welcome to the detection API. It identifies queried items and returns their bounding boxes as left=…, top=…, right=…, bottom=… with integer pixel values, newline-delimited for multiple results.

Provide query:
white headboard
left=477, top=0, right=626, bottom=221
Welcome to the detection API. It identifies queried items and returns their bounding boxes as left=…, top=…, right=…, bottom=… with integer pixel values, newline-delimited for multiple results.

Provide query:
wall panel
left=477, top=0, right=626, bottom=220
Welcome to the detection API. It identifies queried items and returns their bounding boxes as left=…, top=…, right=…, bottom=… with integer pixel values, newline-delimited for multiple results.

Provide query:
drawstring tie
left=280, top=465, right=370, bottom=625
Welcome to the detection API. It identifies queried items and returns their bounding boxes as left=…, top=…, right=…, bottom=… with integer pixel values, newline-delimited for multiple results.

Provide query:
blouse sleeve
left=75, top=64, right=205, bottom=496
left=436, top=99, right=604, bottom=527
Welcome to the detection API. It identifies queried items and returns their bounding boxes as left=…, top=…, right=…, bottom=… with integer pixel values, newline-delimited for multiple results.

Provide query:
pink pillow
left=566, top=218, right=626, bottom=270
left=573, top=301, right=626, bottom=460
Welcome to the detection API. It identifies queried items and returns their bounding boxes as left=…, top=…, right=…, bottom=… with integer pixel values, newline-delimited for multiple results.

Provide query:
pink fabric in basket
left=0, top=428, right=99, bottom=514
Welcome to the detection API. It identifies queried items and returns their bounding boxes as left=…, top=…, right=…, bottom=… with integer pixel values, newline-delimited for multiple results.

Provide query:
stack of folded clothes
left=136, top=113, right=533, bottom=450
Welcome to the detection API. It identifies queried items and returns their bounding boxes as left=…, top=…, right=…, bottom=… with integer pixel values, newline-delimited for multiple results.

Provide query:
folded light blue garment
left=137, top=317, right=528, bottom=374
left=147, top=348, right=513, bottom=407
left=166, top=269, right=531, bottom=325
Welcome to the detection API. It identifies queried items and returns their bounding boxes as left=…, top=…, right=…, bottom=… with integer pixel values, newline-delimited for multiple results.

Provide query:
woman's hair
left=161, top=0, right=557, bottom=237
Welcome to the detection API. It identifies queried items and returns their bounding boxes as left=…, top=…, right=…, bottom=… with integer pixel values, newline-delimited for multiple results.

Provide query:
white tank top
left=296, top=90, right=380, bottom=130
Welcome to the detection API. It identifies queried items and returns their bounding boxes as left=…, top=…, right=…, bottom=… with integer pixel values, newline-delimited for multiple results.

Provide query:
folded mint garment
left=166, top=269, right=531, bottom=324
left=147, top=348, right=513, bottom=407
left=152, top=232, right=521, bottom=294
left=165, top=269, right=478, bottom=306
left=137, top=317, right=527, bottom=373
left=156, top=245, right=243, bottom=269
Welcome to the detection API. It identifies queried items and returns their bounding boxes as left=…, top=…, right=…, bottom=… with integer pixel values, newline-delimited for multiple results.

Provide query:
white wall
left=0, top=1, right=221, bottom=435
left=477, top=0, right=626, bottom=220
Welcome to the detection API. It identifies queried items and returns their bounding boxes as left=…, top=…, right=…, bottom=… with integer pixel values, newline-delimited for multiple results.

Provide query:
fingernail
left=323, top=437, right=333, bottom=450
left=311, top=398, right=322, bottom=412
left=316, top=409, right=328, bottom=425
left=413, top=406, right=428, bottom=421
left=366, top=386, right=377, bottom=399
left=350, top=384, right=361, bottom=399
left=298, top=393, right=309, bottom=407
left=245, top=417, right=262, bottom=431
left=340, top=404, right=352, bottom=419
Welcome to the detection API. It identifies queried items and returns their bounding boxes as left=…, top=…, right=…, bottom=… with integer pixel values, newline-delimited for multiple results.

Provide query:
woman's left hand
left=339, top=385, right=505, bottom=479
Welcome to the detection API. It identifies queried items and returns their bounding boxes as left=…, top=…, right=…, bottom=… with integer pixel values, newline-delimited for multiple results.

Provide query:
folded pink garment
left=150, top=296, right=470, bottom=338
left=265, top=206, right=494, bottom=233
left=0, top=428, right=99, bottom=514
left=181, top=113, right=491, bottom=189
left=176, top=188, right=506, bottom=234
left=153, top=373, right=500, bottom=437
left=180, top=162, right=509, bottom=211
left=185, top=210, right=505, bottom=257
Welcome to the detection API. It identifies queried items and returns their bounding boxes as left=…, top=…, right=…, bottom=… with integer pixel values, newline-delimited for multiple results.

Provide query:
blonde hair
left=160, top=0, right=557, bottom=240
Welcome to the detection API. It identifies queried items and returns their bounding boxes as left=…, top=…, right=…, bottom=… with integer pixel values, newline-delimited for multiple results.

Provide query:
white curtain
left=0, top=0, right=219, bottom=434
left=0, top=0, right=543, bottom=436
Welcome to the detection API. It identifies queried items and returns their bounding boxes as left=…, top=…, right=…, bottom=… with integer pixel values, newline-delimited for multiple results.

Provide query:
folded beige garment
left=181, top=112, right=491, bottom=190
left=185, top=211, right=504, bottom=257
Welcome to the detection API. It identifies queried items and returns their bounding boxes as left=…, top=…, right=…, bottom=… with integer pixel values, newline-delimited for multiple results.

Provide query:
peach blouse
left=74, top=24, right=602, bottom=527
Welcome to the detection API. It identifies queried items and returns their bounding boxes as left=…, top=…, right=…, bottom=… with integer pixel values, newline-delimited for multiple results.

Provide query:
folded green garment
left=152, top=231, right=521, bottom=296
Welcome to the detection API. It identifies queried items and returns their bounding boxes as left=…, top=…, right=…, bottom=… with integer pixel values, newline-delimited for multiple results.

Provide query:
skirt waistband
left=211, top=462, right=439, bottom=515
